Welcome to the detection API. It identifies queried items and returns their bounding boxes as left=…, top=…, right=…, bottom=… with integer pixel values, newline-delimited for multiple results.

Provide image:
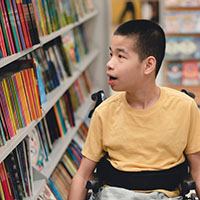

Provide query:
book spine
left=5, top=0, right=22, bottom=52
left=26, top=0, right=40, bottom=44
left=0, top=82, right=15, bottom=138
left=0, top=162, right=13, bottom=199
left=0, top=4, right=11, bottom=55
left=0, top=23, right=7, bottom=57
left=20, top=70, right=36, bottom=120
left=16, top=0, right=32, bottom=48
left=13, top=75, right=27, bottom=126
left=11, top=0, right=26, bottom=50
left=5, top=78, right=21, bottom=129
left=0, top=0, right=16, bottom=54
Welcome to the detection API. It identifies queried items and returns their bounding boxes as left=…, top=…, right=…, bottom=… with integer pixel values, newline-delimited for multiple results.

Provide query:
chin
left=111, top=86, right=124, bottom=92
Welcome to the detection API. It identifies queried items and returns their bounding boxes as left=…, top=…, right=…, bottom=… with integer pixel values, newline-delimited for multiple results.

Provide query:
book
left=0, top=178, right=5, bottom=200
left=15, top=72, right=32, bottom=125
left=0, top=22, right=7, bottom=57
left=0, top=162, right=13, bottom=199
left=16, top=0, right=32, bottom=48
left=0, top=0, right=16, bottom=54
left=1, top=79, right=18, bottom=135
left=38, top=184, right=57, bottom=200
left=182, top=61, right=200, bottom=85
left=11, top=0, right=26, bottom=50
left=41, top=117, right=53, bottom=151
left=29, top=127, right=46, bottom=170
left=0, top=102, right=10, bottom=141
left=45, top=108, right=60, bottom=144
left=53, top=103, right=66, bottom=137
left=4, top=153, right=22, bottom=199
left=5, top=0, right=22, bottom=52
left=48, top=178, right=63, bottom=200
left=16, top=142, right=31, bottom=197
left=37, top=121, right=50, bottom=159
left=26, top=0, right=40, bottom=44
left=0, top=4, right=11, bottom=55
left=167, top=62, right=182, bottom=85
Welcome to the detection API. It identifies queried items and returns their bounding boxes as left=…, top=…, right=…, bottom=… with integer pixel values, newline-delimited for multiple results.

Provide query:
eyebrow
left=109, top=47, right=129, bottom=55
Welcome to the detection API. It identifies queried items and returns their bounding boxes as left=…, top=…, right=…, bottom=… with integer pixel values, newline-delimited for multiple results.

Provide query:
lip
left=108, top=79, right=116, bottom=85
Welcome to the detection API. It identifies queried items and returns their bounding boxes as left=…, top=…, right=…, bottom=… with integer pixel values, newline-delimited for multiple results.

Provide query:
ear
left=144, top=56, right=156, bottom=75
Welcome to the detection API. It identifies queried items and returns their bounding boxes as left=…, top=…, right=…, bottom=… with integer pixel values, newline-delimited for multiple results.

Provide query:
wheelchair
left=85, top=90, right=199, bottom=200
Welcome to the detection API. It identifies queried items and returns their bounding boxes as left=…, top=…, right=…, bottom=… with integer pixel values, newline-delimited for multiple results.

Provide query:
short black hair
left=114, top=20, right=166, bottom=77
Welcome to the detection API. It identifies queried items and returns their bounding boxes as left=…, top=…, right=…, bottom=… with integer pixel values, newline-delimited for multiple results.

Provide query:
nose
left=106, top=57, right=114, bottom=70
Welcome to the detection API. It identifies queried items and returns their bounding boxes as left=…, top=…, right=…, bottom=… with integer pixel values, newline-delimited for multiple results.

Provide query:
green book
left=5, top=0, right=22, bottom=52
left=0, top=9, right=11, bottom=55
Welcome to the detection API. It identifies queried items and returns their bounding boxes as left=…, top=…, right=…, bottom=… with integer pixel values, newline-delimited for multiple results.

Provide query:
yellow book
left=2, top=80, right=17, bottom=134
left=0, top=179, right=5, bottom=200
left=29, top=68, right=42, bottom=118
left=15, top=73, right=32, bottom=125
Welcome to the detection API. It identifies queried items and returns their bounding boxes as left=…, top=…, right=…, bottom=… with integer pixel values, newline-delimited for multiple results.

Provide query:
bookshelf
left=0, top=0, right=110, bottom=199
left=161, top=0, right=200, bottom=104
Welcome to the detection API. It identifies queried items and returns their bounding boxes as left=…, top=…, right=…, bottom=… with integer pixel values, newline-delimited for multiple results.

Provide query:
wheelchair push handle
left=88, top=90, right=106, bottom=118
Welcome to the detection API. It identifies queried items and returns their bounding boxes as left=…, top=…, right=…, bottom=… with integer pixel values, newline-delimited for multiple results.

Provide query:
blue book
left=48, top=178, right=63, bottom=200
left=34, top=58, right=47, bottom=105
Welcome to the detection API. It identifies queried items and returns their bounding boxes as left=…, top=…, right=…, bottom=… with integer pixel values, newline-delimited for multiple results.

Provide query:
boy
left=68, top=20, right=200, bottom=200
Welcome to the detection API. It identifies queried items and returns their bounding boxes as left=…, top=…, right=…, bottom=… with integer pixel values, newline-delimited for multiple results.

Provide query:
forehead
left=110, top=35, right=136, bottom=52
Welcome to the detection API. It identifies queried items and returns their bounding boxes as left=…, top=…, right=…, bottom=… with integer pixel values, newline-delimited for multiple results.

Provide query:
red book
left=0, top=0, right=15, bottom=54
left=75, top=80, right=84, bottom=103
left=0, top=23, right=7, bottom=57
left=0, top=162, right=14, bottom=200
left=15, top=0, right=32, bottom=48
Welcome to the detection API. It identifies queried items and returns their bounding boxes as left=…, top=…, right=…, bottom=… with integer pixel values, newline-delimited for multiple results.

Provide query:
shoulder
left=161, top=87, right=195, bottom=104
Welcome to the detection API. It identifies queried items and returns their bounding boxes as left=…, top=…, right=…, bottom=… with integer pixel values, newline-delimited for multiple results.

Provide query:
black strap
left=96, top=158, right=188, bottom=191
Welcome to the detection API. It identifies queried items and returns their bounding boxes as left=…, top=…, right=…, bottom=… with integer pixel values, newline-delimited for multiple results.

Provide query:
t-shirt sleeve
left=82, top=110, right=104, bottom=162
left=185, top=100, right=200, bottom=154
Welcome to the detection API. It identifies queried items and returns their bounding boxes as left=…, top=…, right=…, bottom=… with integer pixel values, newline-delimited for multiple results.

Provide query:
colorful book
left=11, top=0, right=26, bottom=50
left=0, top=23, right=7, bottom=57
left=5, top=0, right=22, bottom=52
left=16, top=0, right=32, bottom=48
left=0, top=4, right=11, bottom=55
left=25, top=0, right=40, bottom=44
left=0, top=0, right=16, bottom=54
left=0, top=162, right=14, bottom=200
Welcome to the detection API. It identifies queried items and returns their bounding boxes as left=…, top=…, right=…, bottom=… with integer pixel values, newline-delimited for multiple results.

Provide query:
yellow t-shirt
left=82, top=87, right=200, bottom=197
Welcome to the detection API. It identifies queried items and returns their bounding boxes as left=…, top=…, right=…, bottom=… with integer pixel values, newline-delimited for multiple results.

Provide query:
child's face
left=107, top=35, right=145, bottom=92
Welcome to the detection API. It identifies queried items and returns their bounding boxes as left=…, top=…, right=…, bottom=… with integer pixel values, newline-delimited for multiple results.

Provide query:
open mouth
left=109, top=76, right=117, bottom=80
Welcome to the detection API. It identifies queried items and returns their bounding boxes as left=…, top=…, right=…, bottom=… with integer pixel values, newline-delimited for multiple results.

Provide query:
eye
left=118, top=54, right=125, bottom=59
left=109, top=52, right=113, bottom=57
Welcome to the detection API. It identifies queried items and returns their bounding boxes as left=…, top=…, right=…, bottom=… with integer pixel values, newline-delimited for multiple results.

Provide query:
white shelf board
left=40, top=96, right=93, bottom=178
left=0, top=44, right=41, bottom=69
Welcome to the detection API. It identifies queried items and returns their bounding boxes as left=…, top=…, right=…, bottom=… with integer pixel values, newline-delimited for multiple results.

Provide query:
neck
left=126, top=85, right=160, bottom=110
